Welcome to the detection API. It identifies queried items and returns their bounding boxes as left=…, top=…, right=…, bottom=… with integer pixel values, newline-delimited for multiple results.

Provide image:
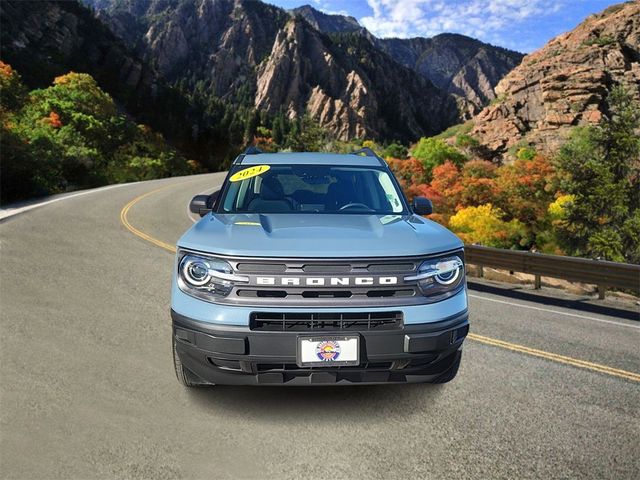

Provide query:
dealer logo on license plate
left=316, top=340, right=340, bottom=361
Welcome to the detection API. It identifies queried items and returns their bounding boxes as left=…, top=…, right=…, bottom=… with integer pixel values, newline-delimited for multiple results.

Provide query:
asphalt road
left=1, top=173, right=639, bottom=480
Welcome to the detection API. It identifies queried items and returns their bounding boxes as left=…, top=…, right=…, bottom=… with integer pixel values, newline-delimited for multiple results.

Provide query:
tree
left=449, top=204, right=524, bottom=248
left=386, top=157, right=428, bottom=188
left=459, top=159, right=498, bottom=207
left=271, top=111, right=286, bottom=145
left=428, top=161, right=464, bottom=216
left=295, top=115, right=330, bottom=151
left=495, top=155, right=556, bottom=225
left=243, top=109, right=259, bottom=142
left=0, top=62, right=62, bottom=201
left=411, top=137, right=467, bottom=179
left=554, top=86, right=640, bottom=262
left=382, top=142, right=408, bottom=160
left=0, top=65, right=196, bottom=203
left=0, top=61, right=26, bottom=111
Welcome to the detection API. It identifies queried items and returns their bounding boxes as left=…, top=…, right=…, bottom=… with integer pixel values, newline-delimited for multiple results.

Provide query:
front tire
left=172, top=338, right=213, bottom=387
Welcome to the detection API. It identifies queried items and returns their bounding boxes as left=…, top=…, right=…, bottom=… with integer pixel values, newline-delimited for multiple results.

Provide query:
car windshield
left=218, top=164, right=407, bottom=214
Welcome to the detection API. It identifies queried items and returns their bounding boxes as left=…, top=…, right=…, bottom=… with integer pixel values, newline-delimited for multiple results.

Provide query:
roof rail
left=351, top=147, right=376, bottom=157
left=351, top=147, right=386, bottom=166
left=233, top=146, right=264, bottom=165
left=243, top=146, right=263, bottom=155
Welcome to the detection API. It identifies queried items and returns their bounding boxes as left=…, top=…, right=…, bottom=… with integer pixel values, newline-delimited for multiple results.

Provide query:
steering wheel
left=339, top=202, right=374, bottom=211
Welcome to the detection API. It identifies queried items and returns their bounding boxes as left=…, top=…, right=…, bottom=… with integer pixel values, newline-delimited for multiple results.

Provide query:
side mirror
left=189, top=191, right=219, bottom=217
left=412, top=196, right=433, bottom=216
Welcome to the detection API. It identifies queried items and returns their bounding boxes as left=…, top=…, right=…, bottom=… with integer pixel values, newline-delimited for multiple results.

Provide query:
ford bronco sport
left=172, top=148, right=469, bottom=386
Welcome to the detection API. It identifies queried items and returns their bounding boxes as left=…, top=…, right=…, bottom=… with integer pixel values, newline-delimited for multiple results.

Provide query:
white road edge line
left=0, top=182, right=138, bottom=221
left=468, top=293, right=640, bottom=329
left=187, top=185, right=222, bottom=223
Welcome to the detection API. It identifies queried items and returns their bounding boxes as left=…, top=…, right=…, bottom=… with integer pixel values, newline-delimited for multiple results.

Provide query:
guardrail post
left=534, top=274, right=541, bottom=290
left=597, top=285, right=606, bottom=300
left=478, top=265, right=484, bottom=278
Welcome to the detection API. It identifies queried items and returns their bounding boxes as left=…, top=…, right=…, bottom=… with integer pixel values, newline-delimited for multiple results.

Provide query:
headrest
left=260, top=176, right=285, bottom=200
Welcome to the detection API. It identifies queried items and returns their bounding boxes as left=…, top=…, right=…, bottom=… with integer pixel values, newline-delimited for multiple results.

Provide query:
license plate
left=297, top=336, right=359, bottom=367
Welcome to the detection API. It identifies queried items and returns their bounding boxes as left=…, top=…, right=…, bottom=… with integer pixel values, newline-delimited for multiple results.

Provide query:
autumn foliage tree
left=495, top=154, right=556, bottom=224
left=428, top=161, right=464, bottom=216
left=386, top=157, right=428, bottom=190
left=449, top=204, right=524, bottom=248
left=459, top=160, right=498, bottom=206
left=394, top=134, right=560, bottom=252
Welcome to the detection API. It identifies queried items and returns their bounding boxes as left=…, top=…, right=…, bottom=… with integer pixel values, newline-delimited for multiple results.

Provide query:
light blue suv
left=171, top=148, right=469, bottom=386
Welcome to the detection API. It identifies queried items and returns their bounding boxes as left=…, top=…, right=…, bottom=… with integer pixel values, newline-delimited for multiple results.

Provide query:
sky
left=268, top=0, right=620, bottom=52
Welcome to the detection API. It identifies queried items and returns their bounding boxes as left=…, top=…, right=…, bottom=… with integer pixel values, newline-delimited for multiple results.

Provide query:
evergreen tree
left=272, top=111, right=285, bottom=145
left=244, top=109, right=259, bottom=142
left=555, top=86, right=640, bottom=262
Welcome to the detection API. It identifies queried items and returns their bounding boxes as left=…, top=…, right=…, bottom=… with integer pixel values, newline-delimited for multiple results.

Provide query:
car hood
left=177, top=213, right=463, bottom=258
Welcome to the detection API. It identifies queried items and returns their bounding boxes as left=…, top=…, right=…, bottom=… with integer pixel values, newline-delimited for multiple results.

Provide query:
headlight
left=404, top=254, right=465, bottom=298
left=177, top=251, right=248, bottom=301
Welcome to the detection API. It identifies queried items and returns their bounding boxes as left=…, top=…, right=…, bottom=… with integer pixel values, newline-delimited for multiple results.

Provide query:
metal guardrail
left=464, top=245, right=640, bottom=299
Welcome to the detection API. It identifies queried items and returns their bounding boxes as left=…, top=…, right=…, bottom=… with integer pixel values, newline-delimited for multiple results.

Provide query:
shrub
left=411, top=137, right=466, bottom=179
left=449, top=204, right=525, bottom=248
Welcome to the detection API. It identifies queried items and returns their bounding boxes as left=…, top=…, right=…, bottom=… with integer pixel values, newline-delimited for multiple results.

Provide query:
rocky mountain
left=255, top=18, right=457, bottom=140
left=377, top=35, right=523, bottom=116
left=468, top=1, right=640, bottom=159
left=87, top=0, right=288, bottom=96
left=83, top=0, right=458, bottom=141
left=291, top=5, right=523, bottom=115
left=291, top=5, right=362, bottom=34
left=2, top=0, right=525, bottom=149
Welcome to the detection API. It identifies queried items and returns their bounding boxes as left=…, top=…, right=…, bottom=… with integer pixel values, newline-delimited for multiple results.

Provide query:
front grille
left=230, top=256, right=424, bottom=306
left=183, top=251, right=463, bottom=307
left=250, top=311, right=403, bottom=331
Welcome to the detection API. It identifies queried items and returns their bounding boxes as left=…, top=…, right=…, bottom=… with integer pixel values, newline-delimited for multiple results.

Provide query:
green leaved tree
left=555, top=86, right=640, bottom=262
left=1, top=65, right=196, bottom=203
left=411, top=137, right=467, bottom=180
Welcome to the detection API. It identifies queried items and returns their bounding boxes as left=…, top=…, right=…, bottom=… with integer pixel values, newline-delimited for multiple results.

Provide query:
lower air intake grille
left=250, top=311, right=403, bottom=331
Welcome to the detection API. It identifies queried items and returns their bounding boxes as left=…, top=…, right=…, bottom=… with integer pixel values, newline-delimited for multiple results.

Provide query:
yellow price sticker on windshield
left=229, top=165, right=270, bottom=182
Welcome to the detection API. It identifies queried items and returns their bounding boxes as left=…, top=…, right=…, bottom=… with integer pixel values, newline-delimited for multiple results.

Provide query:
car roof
left=238, top=152, right=385, bottom=167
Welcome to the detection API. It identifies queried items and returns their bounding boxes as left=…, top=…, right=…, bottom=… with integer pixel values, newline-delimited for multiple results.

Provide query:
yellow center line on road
left=120, top=184, right=640, bottom=383
left=468, top=333, right=640, bottom=382
left=120, top=184, right=177, bottom=253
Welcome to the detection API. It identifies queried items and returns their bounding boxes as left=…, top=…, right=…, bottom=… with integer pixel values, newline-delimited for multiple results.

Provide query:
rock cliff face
left=469, top=2, right=640, bottom=159
left=255, top=18, right=457, bottom=140
left=378, top=34, right=523, bottom=116
left=84, top=0, right=458, bottom=141
left=88, top=0, right=289, bottom=98
left=291, top=5, right=361, bottom=34
left=291, top=5, right=523, bottom=116
left=254, top=19, right=374, bottom=139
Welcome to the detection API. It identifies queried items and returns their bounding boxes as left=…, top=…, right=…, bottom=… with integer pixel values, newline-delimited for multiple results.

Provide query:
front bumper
left=172, top=309, right=469, bottom=385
